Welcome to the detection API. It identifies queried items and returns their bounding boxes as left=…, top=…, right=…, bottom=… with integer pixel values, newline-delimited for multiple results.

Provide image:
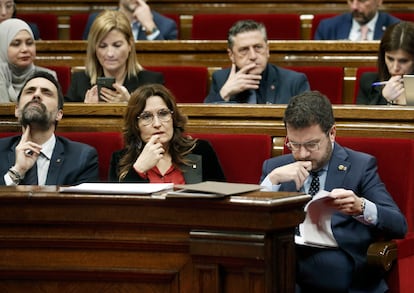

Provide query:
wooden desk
left=0, top=186, right=308, bottom=293
left=1, top=104, right=413, bottom=156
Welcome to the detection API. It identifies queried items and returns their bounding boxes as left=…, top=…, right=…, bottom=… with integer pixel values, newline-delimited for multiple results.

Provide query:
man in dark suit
left=204, top=20, right=310, bottom=104
left=82, top=0, right=177, bottom=40
left=0, top=71, right=99, bottom=186
left=315, top=0, right=399, bottom=40
left=260, top=91, right=407, bottom=292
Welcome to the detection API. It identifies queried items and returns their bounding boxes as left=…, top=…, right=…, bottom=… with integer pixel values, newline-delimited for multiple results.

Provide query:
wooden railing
left=35, top=40, right=380, bottom=104
left=2, top=103, right=414, bottom=156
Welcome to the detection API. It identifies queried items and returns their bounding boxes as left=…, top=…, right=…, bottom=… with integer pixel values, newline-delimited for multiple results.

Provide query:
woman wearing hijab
left=0, top=18, right=55, bottom=103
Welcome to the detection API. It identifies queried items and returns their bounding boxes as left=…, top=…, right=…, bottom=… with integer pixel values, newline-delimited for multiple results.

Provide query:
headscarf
left=0, top=18, right=36, bottom=102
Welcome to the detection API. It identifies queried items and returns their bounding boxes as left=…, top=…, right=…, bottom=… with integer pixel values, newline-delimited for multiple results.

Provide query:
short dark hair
left=227, top=19, right=267, bottom=49
left=17, top=71, right=64, bottom=110
left=283, top=91, right=334, bottom=133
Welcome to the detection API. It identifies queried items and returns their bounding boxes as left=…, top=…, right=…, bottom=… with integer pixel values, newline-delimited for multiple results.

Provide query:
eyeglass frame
left=137, top=108, right=173, bottom=126
left=285, top=129, right=332, bottom=152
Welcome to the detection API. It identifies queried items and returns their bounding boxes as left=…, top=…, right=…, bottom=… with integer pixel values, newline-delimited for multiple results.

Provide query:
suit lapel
left=46, top=138, right=64, bottom=185
left=325, top=142, right=351, bottom=191
left=181, top=154, right=202, bottom=184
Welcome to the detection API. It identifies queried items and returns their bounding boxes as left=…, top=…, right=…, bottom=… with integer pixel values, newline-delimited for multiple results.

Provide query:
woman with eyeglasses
left=108, top=83, right=226, bottom=183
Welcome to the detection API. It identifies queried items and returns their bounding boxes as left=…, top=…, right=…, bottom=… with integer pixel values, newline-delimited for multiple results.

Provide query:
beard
left=19, top=101, right=55, bottom=131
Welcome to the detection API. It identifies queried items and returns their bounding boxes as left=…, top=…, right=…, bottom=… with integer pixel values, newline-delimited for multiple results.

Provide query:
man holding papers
left=260, top=91, right=406, bottom=293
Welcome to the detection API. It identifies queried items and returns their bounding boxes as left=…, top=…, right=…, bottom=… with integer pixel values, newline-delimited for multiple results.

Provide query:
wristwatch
left=8, top=167, right=23, bottom=185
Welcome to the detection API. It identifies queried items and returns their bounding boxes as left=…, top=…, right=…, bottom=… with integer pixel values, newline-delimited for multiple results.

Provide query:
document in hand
left=296, top=190, right=339, bottom=248
left=166, top=181, right=262, bottom=198
left=59, top=183, right=174, bottom=195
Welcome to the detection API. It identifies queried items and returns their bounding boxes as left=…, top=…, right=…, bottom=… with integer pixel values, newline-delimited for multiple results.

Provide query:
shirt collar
left=40, top=134, right=56, bottom=160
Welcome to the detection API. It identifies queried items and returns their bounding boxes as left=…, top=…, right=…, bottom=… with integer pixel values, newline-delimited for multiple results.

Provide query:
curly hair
left=117, top=84, right=196, bottom=181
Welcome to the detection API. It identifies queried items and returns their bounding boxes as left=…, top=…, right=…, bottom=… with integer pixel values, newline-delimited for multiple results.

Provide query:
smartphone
left=97, top=77, right=116, bottom=101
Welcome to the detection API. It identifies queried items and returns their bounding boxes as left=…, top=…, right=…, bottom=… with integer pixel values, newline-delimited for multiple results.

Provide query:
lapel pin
left=192, top=164, right=197, bottom=169
left=338, top=164, right=347, bottom=171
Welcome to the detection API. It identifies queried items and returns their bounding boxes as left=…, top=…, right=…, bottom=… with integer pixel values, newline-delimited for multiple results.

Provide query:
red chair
left=45, top=66, right=71, bottom=95
left=311, top=13, right=337, bottom=39
left=392, top=13, right=414, bottom=22
left=191, top=14, right=301, bottom=40
left=189, top=133, right=272, bottom=184
left=17, top=13, right=59, bottom=40
left=145, top=66, right=209, bottom=103
left=69, top=13, right=90, bottom=40
left=353, top=66, right=378, bottom=103
left=285, top=66, right=344, bottom=104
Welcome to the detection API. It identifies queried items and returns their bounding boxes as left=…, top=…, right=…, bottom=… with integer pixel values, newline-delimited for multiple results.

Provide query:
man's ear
left=228, top=48, right=235, bottom=63
left=14, top=104, right=20, bottom=119
left=56, top=109, right=63, bottom=121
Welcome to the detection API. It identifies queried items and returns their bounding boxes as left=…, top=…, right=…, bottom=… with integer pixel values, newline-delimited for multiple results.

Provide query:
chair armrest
left=367, top=240, right=397, bottom=271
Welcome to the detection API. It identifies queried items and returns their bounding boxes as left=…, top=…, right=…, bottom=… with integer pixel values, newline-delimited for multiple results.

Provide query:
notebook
left=403, top=75, right=414, bottom=105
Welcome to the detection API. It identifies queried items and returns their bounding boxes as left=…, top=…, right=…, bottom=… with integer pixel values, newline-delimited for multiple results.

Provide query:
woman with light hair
left=0, top=18, right=56, bottom=103
left=65, top=10, right=164, bottom=103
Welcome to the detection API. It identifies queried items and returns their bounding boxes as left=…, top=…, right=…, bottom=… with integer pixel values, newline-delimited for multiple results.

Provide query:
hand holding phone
left=97, top=77, right=116, bottom=101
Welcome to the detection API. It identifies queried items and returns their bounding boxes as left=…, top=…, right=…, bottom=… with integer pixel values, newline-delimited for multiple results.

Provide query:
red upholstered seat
left=353, top=66, right=378, bottom=103
left=189, top=133, right=272, bottom=184
left=392, top=13, right=414, bottom=22
left=285, top=66, right=344, bottom=104
left=145, top=66, right=209, bottom=103
left=69, top=13, right=90, bottom=40
left=191, top=14, right=301, bottom=40
left=45, top=66, right=72, bottom=95
left=17, top=13, right=59, bottom=40
left=310, top=13, right=337, bottom=39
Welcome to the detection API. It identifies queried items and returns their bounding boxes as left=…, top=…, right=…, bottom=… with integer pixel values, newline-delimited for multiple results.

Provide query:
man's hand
left=132, top=0, right=156, bottom=33
left=14, top=126, right=41, bottom=176
left=329, top=188, right=365, bottom=215
left=268, top=161, right=312, bottom=191
left=219, top=63, right=262, bottom=101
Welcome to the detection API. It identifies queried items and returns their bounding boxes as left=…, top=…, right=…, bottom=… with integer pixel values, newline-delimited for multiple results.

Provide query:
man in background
left=204, top=20, right=310, bottom=104
left=315, top=0, right=399, bottom=40
left=82, top=0, right=177, bottom=40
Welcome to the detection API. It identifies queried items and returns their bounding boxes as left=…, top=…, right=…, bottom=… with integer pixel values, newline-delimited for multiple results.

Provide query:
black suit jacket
left=0, top=135, right=99, bottom=186
left=65, top=70, right=164, bottom=102
left=108, top=139, right=226, bottom=183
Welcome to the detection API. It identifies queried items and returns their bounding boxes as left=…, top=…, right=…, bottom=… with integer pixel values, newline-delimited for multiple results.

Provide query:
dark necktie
left=308, top=171, right=320, bottom=196
left=21, top=163, right=38, bottom=185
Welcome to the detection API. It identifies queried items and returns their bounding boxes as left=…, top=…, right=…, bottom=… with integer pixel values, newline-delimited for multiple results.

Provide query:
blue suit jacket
left=82, top=10, right=177, bottom=40
left=261, top=142, right=407, bottom=291
left=315, top=12, right=400, bottom=40
left=204, top=63, right=310, bottom=104
left=0, top=135, right=99, bottom=185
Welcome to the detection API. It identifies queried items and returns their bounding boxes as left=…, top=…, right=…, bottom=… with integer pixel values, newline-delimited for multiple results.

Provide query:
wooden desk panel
left=0, top=186, right=308, bottom=293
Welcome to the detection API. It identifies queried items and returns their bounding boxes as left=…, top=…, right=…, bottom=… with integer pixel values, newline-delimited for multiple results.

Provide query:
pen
left=371, top=81, right=389, bottom=87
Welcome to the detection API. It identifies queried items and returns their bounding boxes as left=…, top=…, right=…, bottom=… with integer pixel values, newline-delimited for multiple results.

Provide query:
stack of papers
left=59, top=183, right=174, bottom=195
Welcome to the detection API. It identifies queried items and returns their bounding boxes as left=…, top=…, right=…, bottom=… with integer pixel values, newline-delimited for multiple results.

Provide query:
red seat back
left=191, top=14, right=301, bottom=40
left=45, top=66, right=71, bottom=95
left=145, top=66, right=209, bottom=103
left=17, top=13, right=59, bottom=40
left=69, top=13, right=90, bottom=40
left=189, top=133, right=272, bottom=184
left=285, top=66, right=344, bottom=104
left=392, top=13, right=414, bottom=22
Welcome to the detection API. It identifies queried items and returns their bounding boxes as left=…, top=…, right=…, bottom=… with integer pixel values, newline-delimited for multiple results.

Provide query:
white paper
left=296, top=190, right=338, bottom=248
left=59, top=183, right=174, bottom=195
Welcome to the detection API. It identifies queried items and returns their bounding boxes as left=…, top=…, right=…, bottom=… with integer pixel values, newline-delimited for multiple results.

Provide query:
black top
left=356, top=72, right=388, bottom=105
left=108, top=139, right=226, bottom=183
left=65, top=70, right=165, bottom=102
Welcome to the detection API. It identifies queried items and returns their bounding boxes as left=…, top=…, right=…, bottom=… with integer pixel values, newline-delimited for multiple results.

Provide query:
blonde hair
left=85, top=10, right=142, bottom=84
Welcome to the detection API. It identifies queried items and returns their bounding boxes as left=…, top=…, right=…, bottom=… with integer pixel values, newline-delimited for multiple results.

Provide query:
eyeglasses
left=137, top=108, right=173, bottom=126
left=286, top=141, right=322, bottom=152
